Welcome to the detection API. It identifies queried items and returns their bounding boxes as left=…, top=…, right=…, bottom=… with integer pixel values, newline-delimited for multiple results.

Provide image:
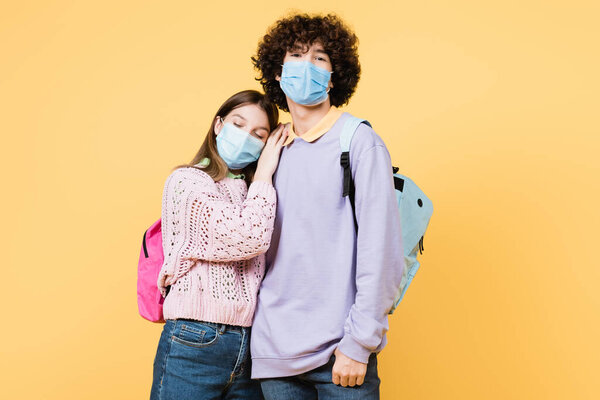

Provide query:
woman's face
left=215, top=103, right=271, bottom=144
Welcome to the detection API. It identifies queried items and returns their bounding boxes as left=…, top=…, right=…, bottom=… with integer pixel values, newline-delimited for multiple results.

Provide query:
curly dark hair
left=252, top=13, right=361, bottom=112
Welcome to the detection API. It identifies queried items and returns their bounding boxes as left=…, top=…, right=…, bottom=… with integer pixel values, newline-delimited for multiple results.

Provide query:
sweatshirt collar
left=283, top=106, right=344, bottom=146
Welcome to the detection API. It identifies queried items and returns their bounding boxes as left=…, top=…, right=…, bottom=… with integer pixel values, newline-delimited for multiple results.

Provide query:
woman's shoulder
left=164, top=166, right=216, bottom=191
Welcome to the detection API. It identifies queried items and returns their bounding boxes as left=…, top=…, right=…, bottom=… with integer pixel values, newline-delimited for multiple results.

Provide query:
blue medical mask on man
left=215, top=118, right=265, bottom=169
left=279, top=61, right=332, bottom=106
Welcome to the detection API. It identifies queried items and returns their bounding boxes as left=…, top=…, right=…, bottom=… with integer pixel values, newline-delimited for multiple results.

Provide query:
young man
left=250, top=13, right=405, bottom=399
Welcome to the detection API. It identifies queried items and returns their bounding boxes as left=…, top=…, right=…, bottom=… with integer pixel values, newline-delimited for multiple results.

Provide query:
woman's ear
left=214, top=116, right=223, bottom=135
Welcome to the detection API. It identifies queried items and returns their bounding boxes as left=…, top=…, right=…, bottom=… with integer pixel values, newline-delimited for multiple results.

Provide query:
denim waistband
left=176, top=318, right=248, bottom=334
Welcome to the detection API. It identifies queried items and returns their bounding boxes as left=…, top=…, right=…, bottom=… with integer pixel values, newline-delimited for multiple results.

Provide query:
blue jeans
left=150, top=319, right=262, bottom=400
left=259, top=353, right=380, bottom=400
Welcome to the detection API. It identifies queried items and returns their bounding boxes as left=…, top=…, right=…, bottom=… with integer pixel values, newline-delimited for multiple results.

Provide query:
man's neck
left=287, top=99, right=332, bottom=136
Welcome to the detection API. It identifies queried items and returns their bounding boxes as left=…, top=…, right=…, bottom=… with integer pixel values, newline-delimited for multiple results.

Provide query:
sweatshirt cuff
left=337, top=333, right=372, bottom=364
left=248, top=180, right=276, bottom=202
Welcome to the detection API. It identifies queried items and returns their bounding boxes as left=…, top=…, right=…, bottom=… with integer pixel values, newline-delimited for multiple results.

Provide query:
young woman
left=150, top=89, right=289, bottom=400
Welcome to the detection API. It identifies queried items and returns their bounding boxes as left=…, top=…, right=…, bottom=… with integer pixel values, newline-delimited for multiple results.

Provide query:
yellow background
left=1, top=1, right=599, bottom=398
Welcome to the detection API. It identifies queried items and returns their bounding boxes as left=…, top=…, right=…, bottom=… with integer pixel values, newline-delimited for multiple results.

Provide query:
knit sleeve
left=158, top=170, right=194, bottom=293
left=157, top=169, right=276, bottom=293
left=180, top=179, right=277, bottom=263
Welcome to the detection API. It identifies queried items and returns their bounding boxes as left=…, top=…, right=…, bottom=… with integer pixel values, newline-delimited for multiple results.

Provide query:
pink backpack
left=137, top=218, right=167, bottom=323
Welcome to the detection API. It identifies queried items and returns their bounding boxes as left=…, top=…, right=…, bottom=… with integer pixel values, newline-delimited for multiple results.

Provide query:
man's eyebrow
left=290, top=45, right=306, bottom=52
left=289, top=44, right=328, bottom=56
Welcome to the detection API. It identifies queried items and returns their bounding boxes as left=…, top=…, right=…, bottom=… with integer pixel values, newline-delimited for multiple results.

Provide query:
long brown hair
left=174, top=90, right=279, bottom=185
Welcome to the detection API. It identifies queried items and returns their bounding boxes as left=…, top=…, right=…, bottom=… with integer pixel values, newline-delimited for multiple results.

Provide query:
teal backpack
left=340, top=116, right=434, bottom=314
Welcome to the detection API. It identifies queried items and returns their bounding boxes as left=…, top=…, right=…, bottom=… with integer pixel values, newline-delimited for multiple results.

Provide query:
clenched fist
left=331, top=347, right=368, bottom=387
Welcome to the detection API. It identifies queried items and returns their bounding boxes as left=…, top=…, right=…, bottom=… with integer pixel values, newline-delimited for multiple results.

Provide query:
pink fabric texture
left=137, top=218, right=165, bottom=322
left=157, top=167, right=276, bottom=327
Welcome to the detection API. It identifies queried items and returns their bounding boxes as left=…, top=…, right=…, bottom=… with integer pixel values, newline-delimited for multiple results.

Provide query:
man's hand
left=332, top=347, right=368, bottom=387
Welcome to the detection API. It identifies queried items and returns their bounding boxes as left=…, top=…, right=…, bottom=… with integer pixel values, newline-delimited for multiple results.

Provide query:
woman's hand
left=253, top=123, right=290, bottom=184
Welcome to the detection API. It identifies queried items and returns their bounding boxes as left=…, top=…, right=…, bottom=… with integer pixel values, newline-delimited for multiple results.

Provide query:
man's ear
left=275, top=74, right=281, bottom=82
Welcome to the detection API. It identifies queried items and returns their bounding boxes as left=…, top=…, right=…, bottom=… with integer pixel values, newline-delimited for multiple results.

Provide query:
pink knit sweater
left=157, top=166, right=276, bottom=327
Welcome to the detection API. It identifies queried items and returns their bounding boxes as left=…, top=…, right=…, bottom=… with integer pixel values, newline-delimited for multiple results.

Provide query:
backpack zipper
left=142, top=230, right=149, bottom=258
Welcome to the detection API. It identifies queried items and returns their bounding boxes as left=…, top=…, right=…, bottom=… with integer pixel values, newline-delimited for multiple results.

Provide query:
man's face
left=276, top=41, right=334, bottom=91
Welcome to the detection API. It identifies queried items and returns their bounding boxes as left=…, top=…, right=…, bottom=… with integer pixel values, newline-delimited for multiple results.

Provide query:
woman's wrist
left=252, top=169, right=272, bottom=184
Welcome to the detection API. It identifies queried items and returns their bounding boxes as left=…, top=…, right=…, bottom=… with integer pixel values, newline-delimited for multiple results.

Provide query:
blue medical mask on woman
left=279, top=61, right=332, bottom=106
left=215, top=118, right=265, bottom=169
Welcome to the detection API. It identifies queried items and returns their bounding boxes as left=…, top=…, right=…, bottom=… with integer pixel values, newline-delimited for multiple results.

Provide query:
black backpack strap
left=339, top=117, right=372, bottom=231
left=340, top=151, right=358, bottom=230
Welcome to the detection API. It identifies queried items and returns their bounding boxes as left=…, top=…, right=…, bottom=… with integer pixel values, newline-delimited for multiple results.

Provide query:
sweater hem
left=250, top=343, right=338, bottom=379
left=163, top=294, right=256, bottom=327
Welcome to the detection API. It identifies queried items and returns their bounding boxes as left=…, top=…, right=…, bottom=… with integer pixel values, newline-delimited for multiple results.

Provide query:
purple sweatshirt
left=249, top=111, right=404, bottom=379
